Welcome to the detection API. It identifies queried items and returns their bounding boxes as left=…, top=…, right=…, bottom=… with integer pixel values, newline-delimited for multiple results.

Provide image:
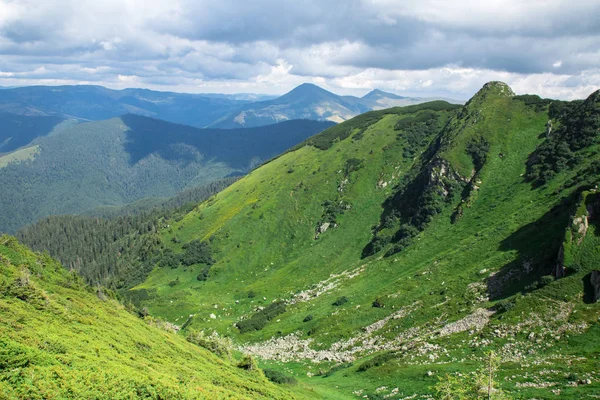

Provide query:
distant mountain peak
left=363, top=89, right=406, bottom=100
left=286, top=83, right=332, bottom=96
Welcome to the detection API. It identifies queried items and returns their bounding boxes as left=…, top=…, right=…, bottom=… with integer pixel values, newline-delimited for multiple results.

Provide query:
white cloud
left=0, top=0, right=597, bottom=99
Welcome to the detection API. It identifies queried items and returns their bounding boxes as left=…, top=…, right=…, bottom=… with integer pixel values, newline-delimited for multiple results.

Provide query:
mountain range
left=10, top=82, right=600, bottom=398
left=0, top=83, right=461, bottom=130
left=210, top=83, right=461, bottom=128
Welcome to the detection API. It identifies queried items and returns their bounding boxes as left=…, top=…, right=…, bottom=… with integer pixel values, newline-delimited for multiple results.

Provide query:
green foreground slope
left=128, top=82, right=600, bottom=398
left=0, top=236, right=314, bottom=399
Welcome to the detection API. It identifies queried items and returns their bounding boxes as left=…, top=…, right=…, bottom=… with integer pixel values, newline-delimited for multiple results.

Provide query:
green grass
left=0, top=145, right=39, bottom=169
left=0, top=235, right=317, bottom=399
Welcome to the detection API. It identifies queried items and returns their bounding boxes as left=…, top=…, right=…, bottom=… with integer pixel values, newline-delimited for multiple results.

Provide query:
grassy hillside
left=0, top=116, right=331, bottom=233
left=121, top=83, right=600, bottom=398
left=0, top=235, right=315, bottom=399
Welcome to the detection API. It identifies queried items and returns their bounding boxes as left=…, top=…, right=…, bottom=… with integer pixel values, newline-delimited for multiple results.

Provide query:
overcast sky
left=0, top=0, right=599, bottom=99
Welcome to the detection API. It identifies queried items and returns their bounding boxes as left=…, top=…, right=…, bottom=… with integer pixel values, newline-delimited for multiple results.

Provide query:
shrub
left=320, top=362, right=353, bottom=377
left=362, top=234, right=391, bottom=257
left=344, top=158, right=363, bottom=175
left=332, top=296, right=349, bottom=306
left=237, top=354, right=257, bottom=371
left=186, top=330, right=232, bottom=359
left=196, top=266, right=210, bottom=281
left=372, top=298, right=384, bottom=308
left=168, top=277, right=180, bottom=287
left=181, top=240, right=214, bottom=266
left=466, top=136, right=490, bottom=171
left=159, top=249, right=180, bottom=268
left=540, top=275, right=555, bottom=286
left=524, top=281, right=539, bottom=291
left=237, top=301, right=286, bottom=333
left=247, top=290, right=256, bottom=298
left=566, top=263, right=582, bottom=275
left=263, top=369, right=297, bottom=385
left=137, top=306, right=150, bottom=318
left=8, top=268, right=49, bottom=309
left=303, top=314, right=313, bottom=322
left=357, top=351, right=396, bottom=372
left=495, top=299, right=515, bottom=313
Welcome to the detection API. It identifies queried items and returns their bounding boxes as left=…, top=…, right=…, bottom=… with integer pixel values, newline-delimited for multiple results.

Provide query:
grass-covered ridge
left=0, top=235, right=314, bottom=399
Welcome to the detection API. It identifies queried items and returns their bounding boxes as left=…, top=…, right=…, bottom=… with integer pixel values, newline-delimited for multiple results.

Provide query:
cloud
left=0, top=0, right=598, bottom=99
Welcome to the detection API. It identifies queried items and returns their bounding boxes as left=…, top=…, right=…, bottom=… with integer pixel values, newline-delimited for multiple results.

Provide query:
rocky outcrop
left=555, top=191, right=598, bottom=277
left=314, top=222, right=337, bottom=239
left=439, top=308, right=495, bottom=337
left=427, top=158, right=468, bottom=196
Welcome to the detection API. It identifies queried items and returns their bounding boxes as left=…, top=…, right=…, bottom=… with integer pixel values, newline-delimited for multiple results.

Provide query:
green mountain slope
left=117, top=82, right=600, bottom=398
left=16, top=177, right=238, bottom=290
left=0, top=116, right=332, bottom=233
left=0, top=235, right=313, bottom=399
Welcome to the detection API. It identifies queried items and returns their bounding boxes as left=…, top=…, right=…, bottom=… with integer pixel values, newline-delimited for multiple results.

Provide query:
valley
left=10, top=82, right=600, bottom=398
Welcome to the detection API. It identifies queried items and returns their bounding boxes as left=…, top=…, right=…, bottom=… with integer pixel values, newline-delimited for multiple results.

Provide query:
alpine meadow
left=1, top=1, right=600, bottom=399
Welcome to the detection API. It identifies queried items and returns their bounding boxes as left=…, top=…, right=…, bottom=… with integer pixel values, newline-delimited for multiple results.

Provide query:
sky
left=0, top=0, right=599, bottom=100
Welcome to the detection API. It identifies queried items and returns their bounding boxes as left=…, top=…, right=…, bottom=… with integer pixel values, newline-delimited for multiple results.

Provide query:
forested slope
left=0, top=115, right=332, bottom=233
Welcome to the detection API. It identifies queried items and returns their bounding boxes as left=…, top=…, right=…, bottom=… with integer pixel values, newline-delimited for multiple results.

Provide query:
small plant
left=303, top=314, right=313, bottom=322
left=236, top=301, right=286, bottom=333
left=566, top=263, right=582, bottom=275
left=433, top=351, right=510, bottom=399
left=320, top=362, right=353, bottom=377
left=357, top=351, right=396, bottom=372
left=168, top=277, right=180, bottom=287
left=332, top=296, right=349, bottom=306
left=495, top=299, right=515, bottom=313
left=186, top=330, right=232, bottom=359
left=196, top=266, right=210, bottom=281
left=247, top=290, right=256, bottom=298
left=372, top=298, right=384, bottom=308
left=137, top=306, right=150, bottom=318
left=540, top=275, right=555, bottom=286
left=263, top=369, right=297, bottom=385
left=237, top=354, right=257, bottom=371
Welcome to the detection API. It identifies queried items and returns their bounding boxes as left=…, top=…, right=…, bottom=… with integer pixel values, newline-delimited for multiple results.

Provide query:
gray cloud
left=0, top=0, right=598, bottom=98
